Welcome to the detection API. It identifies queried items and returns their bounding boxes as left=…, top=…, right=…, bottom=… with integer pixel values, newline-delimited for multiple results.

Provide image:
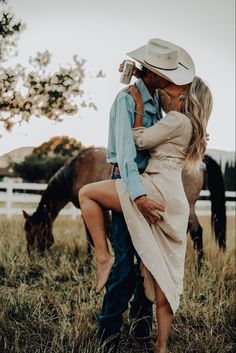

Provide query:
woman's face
left=159, top=84, right=189, bottom=113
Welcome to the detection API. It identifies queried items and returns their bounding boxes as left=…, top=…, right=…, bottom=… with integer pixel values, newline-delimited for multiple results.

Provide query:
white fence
left=0, top=181, right=235, bottom=219
left=0, top=181, right=80, bottom=219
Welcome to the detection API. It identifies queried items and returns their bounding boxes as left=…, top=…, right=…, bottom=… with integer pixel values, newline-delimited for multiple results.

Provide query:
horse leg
left=188, top=211, right=204, bottom=268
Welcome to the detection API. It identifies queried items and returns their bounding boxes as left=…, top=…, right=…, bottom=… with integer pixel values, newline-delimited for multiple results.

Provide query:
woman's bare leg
left=79, top=180, right=122, bottom=293
left=154, top=281, right=173, bottom=353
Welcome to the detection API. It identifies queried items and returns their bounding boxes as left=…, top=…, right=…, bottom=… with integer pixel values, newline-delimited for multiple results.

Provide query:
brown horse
left=23, top=147, right=226, bottom=264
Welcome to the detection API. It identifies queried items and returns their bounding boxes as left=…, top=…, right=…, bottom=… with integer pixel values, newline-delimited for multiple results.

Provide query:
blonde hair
left=181, top=76, right=213, bottom=172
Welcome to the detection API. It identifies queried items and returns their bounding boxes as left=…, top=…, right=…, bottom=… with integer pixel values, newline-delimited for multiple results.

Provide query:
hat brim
left=127, top=45, right=195, bottom=85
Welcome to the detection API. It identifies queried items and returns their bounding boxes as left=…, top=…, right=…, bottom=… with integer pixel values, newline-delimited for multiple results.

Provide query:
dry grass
left=0, top=215, right=235, bottom=353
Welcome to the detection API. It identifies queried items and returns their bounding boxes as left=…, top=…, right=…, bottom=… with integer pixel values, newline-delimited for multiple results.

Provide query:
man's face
left=151, top=72, right=171, bottom=89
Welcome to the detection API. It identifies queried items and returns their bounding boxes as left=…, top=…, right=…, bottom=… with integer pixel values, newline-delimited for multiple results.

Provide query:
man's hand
left=119, top=60, right=142, bottom=78
left=134, top=195, right=165, bottom=225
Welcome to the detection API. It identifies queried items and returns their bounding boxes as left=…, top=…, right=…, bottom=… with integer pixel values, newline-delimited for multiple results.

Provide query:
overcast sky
left=0, top=0, right=235, bottom=155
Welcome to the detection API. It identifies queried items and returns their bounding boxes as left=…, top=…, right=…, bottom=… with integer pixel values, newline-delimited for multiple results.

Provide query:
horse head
left=23, top=209, right=54, bottom=255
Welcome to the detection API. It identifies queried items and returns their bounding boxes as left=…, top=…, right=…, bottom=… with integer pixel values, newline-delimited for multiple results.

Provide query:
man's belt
left=112, top=163, right=121, bottom=177
left=112, top=163, right=144, bottom=177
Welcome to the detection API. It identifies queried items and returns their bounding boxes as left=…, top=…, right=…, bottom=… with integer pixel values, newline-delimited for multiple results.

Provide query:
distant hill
left=0, top=146, right=235, bottom=172
left=0, top=146, right=34, bottom=167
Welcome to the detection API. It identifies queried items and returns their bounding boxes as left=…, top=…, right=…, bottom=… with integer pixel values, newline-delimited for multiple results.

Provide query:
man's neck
left=142, top=77, right=156, bottom=96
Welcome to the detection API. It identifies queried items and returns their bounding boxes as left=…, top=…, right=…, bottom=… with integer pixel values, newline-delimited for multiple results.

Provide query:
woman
left=79, top=76, right=212, bottom=353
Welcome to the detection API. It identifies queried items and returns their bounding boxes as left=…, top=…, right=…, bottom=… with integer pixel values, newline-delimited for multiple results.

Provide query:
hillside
left=0, top=147, right=34, bottom=167
left=0, top=146, right=235, bottom=172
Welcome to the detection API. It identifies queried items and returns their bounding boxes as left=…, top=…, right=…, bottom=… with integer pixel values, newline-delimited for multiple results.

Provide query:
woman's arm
left=124, top=86, right=144, bottom=127
left=133, top=112, right=186, bottom=150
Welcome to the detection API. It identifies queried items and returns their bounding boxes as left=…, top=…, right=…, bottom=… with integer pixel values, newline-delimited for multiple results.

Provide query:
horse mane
left=36, top=147, right=105, bottom=218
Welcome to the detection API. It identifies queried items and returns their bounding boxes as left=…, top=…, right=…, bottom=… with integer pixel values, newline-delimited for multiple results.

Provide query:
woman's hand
left=119, top=61, right=142, bottom=78
left=124, top=86, right=144, bottom=113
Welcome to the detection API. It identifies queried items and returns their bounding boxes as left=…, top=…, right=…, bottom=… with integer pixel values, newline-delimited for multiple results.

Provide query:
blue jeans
left=98, top=173, right=153, bottom=347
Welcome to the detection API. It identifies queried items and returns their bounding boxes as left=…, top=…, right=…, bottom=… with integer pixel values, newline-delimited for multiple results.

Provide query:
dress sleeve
left=133, top=111, right=185, bottom=150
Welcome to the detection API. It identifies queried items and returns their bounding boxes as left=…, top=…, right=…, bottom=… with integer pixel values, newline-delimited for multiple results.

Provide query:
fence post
left=6, top=179, right=13, bottom=219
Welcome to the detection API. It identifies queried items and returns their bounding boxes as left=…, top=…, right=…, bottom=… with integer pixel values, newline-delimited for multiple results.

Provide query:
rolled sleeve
left=133, top=112, right=185, bottom=150
left=115, top=95, right=146, bottom=200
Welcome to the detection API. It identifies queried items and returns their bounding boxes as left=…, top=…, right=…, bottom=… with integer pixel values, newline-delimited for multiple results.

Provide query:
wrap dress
left=116, top=111, right=193, bottom=313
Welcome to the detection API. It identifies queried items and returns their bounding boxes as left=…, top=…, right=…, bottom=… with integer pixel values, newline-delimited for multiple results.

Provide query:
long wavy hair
left=181, top=76, right=213, bottom=172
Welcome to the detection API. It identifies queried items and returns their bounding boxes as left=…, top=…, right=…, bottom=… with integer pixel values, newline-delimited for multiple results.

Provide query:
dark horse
left=23, top=147, right=226, bottom=263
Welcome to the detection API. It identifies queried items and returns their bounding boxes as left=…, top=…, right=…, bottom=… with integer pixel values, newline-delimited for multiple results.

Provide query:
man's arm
left=114, top=93, right=146, bottom=201
left=114, top=93, right=165, bottom=223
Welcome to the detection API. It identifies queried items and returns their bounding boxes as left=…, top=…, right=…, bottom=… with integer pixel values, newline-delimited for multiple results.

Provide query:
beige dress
left=116, top=111, right=193, bottom=314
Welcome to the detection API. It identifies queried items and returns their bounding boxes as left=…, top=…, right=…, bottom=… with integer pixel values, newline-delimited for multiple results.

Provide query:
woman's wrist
left=133, top=109, right=144, bottom=127
left=134, top=110, right=144, bottom=117
left=136, top=105, right=144, bottom=114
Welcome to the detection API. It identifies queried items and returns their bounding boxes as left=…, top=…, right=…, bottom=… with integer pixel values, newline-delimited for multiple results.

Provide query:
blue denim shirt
left=106, top=78, right=163, bottom=200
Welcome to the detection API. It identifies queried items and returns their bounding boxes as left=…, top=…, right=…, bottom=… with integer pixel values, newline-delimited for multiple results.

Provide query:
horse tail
left=204, top=154, right=226, bottom=250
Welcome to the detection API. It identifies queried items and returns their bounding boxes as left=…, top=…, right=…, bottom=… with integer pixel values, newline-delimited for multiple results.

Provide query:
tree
left=0, top=0, right=23, bottom=61
left=0, top=0, right=104, bottom=135
left=12, top=136, right=83, bottom=182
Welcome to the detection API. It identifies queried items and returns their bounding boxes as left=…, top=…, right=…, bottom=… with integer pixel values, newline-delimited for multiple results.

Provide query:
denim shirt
left=106, top=78, right=163, bottom=201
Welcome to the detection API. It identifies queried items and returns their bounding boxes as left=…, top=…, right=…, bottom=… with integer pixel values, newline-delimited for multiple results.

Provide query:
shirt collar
left=135, top=78, right=158, bottom=104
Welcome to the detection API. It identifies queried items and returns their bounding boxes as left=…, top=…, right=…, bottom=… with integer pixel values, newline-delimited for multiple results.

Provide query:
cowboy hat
left=127, top=38, right=195, bottom=85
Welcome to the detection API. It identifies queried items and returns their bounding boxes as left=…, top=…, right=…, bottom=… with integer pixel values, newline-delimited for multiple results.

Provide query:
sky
left=0, top=0, right=235, bottom=155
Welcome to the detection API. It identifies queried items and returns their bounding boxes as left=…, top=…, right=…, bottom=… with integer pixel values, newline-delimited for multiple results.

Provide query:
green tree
left=12, top=136, right=83, bottom=182
left=32, top=136, right=83, bottom=158
left=0, top=0, right=104, bottom=134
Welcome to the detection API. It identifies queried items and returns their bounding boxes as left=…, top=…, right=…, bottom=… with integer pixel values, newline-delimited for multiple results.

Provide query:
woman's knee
left=155, top=284, right=171, bottom=310
left=156, top=295, right=172, bottom=314
left=78, top=184, right=92, bottom=204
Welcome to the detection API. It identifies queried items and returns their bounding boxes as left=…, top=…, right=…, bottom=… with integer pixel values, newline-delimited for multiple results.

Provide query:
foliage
left=0, top=0, right=23, bottom=61
left=0, top=0, right=103, bottom=135
left=0, top=51, right=99, bottom=133
left=12, top=136, right=83, bottom=182
left=32, top=135, right=83, bottom=158
left=13, top=154, right=67, bottom=182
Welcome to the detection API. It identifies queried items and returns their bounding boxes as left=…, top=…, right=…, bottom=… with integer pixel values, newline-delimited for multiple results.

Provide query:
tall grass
left=0, top=215, right=235, bottom=353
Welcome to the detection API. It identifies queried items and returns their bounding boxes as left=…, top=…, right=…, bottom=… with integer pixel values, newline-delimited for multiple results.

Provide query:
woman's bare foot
left=96, top=255, right=115, bottom=293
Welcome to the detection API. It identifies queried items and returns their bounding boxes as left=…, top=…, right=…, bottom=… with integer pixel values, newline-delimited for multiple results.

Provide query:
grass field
left=0, top=215, right=235, bottom=353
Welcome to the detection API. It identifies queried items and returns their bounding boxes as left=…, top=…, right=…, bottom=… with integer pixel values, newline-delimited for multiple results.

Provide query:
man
left=98, top=38, right=195, bottom=352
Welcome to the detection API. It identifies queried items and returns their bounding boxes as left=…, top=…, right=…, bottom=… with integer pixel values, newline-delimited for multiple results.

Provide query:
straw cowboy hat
left=127, top=38, right=195, bottom=85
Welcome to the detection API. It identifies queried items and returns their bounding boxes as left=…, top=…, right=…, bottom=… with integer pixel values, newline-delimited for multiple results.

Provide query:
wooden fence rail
left=0, top=181, right=235, bottom=219
left=0, top=181, right=79, bottom=219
